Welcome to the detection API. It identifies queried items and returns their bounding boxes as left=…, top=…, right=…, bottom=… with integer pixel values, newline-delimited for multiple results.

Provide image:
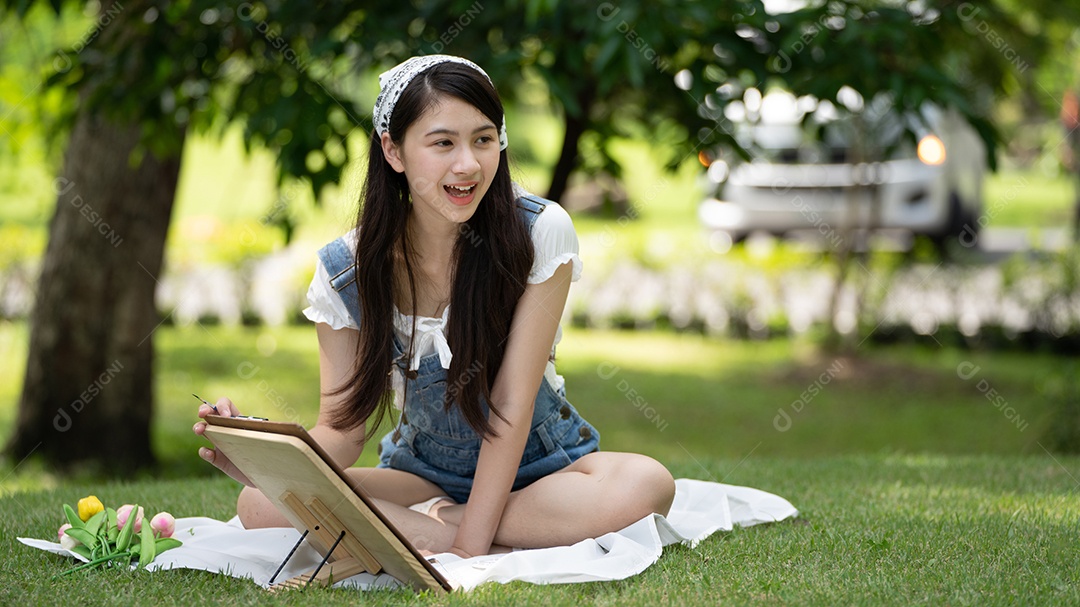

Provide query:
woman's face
left=382, top=95, right=501, bottom=226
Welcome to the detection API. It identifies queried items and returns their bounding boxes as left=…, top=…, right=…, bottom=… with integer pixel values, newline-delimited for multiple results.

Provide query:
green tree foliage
left=375, top=0, right=777, bottom=199
left=34, top=2, right=372, bottom=203
left=5, top=1, right=1064, bottom=209
left=385, top=1, right=1069, bottom=199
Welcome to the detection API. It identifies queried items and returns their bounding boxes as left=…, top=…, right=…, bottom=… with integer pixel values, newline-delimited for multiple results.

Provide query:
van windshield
left=740, top=93, right=914, bottom=164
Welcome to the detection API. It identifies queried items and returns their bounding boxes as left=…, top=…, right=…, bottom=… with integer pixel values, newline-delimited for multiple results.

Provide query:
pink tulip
left=60, top=533, right=80, bottom=551
left=116, top=504, right=144, bottom=532
left=149, top=512, right=176, bottom=539
left=58, top=522, right=80, bottom=550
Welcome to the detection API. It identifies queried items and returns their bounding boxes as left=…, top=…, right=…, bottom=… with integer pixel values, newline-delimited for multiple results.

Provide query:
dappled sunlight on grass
left=984, top=170, right=1076, bottom=227
left=1, top=321, right=1072, bottom=482
left=555, top=327, right=1063, bottom=462
left=873, top=481, right=1080, bottom=522
left=0, top=458, right=61, bottom=498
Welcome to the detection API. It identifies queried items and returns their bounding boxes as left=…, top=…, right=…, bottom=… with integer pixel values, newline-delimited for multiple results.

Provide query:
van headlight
left=917, top=135, right=946, bottom=165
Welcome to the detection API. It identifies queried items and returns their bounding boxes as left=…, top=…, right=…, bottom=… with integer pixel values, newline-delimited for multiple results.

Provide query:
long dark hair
left=328, top=62, right=534, bottom=439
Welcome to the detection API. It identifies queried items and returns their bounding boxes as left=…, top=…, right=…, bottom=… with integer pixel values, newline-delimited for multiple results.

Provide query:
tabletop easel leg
left=268, top=529, right=309, bottom=586
left=305, top=530, right=347, bottom=589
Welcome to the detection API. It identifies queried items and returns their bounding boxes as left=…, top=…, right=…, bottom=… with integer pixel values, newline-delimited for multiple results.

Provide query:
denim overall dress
left=316, top=194, right=600, bottom=504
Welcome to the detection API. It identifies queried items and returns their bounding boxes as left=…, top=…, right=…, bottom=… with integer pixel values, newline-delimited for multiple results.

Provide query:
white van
left=698, top=89, right=986, bottom=248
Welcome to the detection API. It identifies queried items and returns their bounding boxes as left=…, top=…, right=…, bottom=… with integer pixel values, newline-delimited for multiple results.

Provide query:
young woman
left=193, top=55, right=675, bottom=558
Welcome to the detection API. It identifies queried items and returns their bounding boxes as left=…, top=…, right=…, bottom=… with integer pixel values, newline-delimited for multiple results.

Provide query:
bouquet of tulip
left=53, top=495, right=182, bottom=577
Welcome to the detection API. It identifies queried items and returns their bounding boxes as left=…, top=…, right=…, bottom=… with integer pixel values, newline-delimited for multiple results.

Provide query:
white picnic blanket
left=19, top=479, right=797, bottom=591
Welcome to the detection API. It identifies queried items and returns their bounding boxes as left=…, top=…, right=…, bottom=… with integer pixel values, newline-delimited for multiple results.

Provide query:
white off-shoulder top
left=303, top=201, right=582, bottom=401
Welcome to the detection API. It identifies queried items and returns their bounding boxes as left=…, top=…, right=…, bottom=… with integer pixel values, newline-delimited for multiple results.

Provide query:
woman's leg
left=238, top=453, right=675, bottom=553
left=238, top=466, right=514, bottom=553
left=431, top=452, right=676, bottom=549
left=237, top=466, right=448, bottom=529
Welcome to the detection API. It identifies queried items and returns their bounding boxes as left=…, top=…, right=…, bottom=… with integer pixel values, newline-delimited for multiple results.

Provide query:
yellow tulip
left=77, top=495, right=104, bottom=522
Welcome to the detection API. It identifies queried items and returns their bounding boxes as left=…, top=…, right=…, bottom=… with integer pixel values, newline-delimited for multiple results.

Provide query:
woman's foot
left=408, top=495, right=455, bottom=518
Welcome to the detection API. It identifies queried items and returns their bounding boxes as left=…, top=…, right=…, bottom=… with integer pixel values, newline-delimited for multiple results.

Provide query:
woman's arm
left=449, top=261, right=574, bottom=557
left=193, top=322, right=367, bottom=528
left=307, top=322, right=366, bottom=468
left=236, top=323, right=365, bottom=528
left=242, top=323, right=366, bottom=527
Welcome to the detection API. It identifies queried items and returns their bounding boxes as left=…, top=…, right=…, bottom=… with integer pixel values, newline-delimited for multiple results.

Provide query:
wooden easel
left=266, top=492, right=379, bottom=589
left=203, top=416, right=453, bottom=593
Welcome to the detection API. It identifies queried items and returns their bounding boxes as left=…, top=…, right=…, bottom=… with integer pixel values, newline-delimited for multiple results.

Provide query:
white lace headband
left=372, top=55, right=508, bottom=150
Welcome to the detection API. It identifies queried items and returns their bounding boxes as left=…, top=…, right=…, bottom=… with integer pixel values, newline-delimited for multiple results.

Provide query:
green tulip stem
left=52, top=550, right=133, bottom=579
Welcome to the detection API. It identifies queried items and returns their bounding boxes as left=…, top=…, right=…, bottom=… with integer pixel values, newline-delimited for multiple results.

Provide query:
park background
left=1, top=1, right=1079, bottom=605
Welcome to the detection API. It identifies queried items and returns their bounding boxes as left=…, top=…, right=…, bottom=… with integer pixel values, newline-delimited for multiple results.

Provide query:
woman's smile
left=443, top=181, right=479, bottom=206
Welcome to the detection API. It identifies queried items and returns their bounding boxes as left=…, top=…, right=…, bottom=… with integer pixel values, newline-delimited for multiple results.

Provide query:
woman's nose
left=453, top=147, right=481, bottom=174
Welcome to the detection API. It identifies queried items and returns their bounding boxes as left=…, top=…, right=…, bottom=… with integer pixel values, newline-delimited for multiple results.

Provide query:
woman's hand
left=192, top=396, right=254, bottom=487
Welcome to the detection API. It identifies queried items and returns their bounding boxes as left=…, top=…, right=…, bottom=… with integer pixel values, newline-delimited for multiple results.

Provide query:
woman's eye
left=434, top=140, right=453, bottom=148
left=476, top=135, right=494, bottom=145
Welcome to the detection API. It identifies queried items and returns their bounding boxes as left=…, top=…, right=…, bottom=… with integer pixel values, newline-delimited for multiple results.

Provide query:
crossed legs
left=237, top=451, right=676, bottom=554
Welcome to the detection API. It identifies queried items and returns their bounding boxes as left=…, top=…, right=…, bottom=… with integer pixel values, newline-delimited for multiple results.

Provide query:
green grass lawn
left=1, top=455, right=1077, bottom=605
left=1, top=321, right=1068, bottom=486
left=2, top=322, right=1078, bottom=603
left=983, top=170, right=1076, bottom=229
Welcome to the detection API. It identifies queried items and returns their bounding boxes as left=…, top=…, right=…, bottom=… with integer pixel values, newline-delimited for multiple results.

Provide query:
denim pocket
left=411, top=380, right=480, bottom=441
left=514, top=444, right=573, bottom=490
left=411, top=432, right=481, bottom=478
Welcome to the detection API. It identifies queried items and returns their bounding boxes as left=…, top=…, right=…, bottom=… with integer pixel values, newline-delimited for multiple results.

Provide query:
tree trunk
left=546, top=86, right=595, bottom=204
left=5, top=109, right=183, bottom=473
left=824, top=186, right=859, bottom=352
left=825, top=116, right=868, bottom=352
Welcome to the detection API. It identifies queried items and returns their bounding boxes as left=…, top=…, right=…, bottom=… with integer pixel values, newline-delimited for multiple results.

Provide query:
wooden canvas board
left=202, top=415, right=453, bottom=593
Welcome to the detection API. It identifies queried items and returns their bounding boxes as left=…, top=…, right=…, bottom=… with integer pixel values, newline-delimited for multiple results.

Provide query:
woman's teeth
left=445, top=184, right=475, bottom=197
